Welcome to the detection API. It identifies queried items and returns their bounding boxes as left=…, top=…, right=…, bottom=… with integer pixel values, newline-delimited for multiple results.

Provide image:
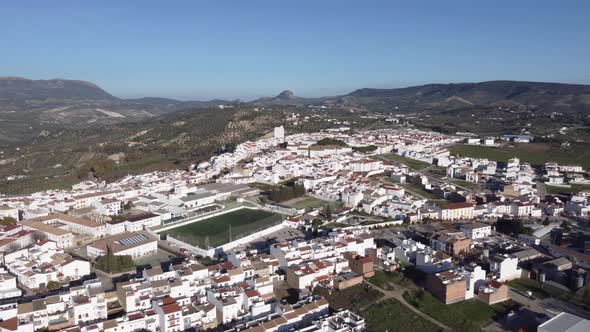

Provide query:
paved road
left=362, top=279, right=452, bottom=331
left=508, top=288, right=545, bottom=313
left=508, top=287, right=590, bottom=320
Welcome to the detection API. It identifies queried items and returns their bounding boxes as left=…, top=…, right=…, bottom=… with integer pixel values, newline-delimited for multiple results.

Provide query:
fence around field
left=154, top=205, right=288, bottom=256
left=166, top=222, right=286, bottom=257
left=167, top=235, right=211, bottom=256
left=165, top=212, right=284, bottom=248
left=155, top=205, right=247, bottom=233
left=336, top=219, right=404, bottom=230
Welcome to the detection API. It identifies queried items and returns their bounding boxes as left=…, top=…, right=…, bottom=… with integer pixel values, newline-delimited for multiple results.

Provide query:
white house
left=0, top=267, right=22, bottom=299
left=0, top=205, right=19, bottom=221
left=87, top=231, right=158, bottom=259
left=490, top=254, right=521, bottom=282
left=92, top=199, right=123, bottom=216
left=460, top=223, right=492, bottom=239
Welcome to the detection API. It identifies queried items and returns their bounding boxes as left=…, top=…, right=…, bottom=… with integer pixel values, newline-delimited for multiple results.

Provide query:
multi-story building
left=425, top=269, right=467, bottom=304
left=510, top=201, right=534, bottom=217
left=154, top=297, right=183, bottom=332
left=490, top=254, right=521, bottom=282
left=92, top=199, right=123, bottom=216
left=347, top=254, right=374, bottom=278
left=87, top=231, right=158, bottom=259
left=438, top=202, right=475, bottom=220
left=270, top=230, right=375, bottom=268
left=477, top=280, right=510, bottom=305
left=0, top=267, right=22, bottom=299
left=430, top=233, right=471, bottom=256
left=20, top=213, right=106, bottom=240
left=287, top=260, right=335, bottom=289
left=5, top=241, right=90, bottom=290
left=73, top=190, right=120, bottom=209
left=460, top=223, right=492, bottom=239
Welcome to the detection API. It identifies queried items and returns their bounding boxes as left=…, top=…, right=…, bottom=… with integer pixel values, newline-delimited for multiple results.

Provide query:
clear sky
left=1, top=0, right=589, bottom=100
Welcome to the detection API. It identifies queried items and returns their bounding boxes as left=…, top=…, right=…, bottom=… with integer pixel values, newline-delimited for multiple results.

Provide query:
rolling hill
left=337, top=81, right=590, bottom=113
left=0, top=76, right=116, bottom=102
left=248, top=81, right=590, bottom=114
left=0, top=77, right=232, bottom=143
left=1, top=77, right=589, bottom=194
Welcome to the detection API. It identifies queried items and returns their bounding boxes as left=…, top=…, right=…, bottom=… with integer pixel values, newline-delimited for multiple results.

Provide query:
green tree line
left=268, top=184, right=306, bottom=202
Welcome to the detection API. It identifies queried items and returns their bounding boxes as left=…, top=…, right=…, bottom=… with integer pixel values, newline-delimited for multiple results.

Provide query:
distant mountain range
left=249, top=81, right=590, bottom=115
left=339, top=81, right=590, bottom=113
left=0, top=77, right=235, bottom=137
left=1, top=77, right=589, bottom=137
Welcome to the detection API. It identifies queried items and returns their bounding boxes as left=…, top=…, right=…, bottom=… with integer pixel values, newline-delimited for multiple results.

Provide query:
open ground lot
left=134, top=249, right=177, bottom=268
left=283, top=196, right=332, bottom=210
left=545, top=183, right=590, bottom=194
left=449, top=142, right=590, bottom=168
left=281, top=195, right=342, bottom=212
left=404, top=290, right=515, bottom=332
left=163, top=208, right=283, bottom=248
left=314, top=283, right=443, bottom=331
left=362, top=298, right=444, bottom=332
left=377, top=153, right=431, bottom=170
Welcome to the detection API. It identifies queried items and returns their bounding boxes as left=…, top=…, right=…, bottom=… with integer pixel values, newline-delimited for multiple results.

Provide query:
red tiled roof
left=161, top=303, right=181, bottom=315
left=443, top=202, right=474, bottom=210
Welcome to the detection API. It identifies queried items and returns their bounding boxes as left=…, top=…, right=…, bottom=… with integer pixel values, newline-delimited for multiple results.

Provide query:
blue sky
left=1, top=1, right=589, bottom=100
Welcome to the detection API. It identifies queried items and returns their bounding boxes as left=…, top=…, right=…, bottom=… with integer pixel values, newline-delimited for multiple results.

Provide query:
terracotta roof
left=161, top=303, right=181, bottom=314
left=443, top=202, right=474, bottom=210
left=0, top=317, right=17, bottom=331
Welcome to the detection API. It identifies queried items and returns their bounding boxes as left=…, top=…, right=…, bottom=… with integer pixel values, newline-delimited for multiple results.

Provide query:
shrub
left=95, top=246, right=135, bottom=273
left=46, top=281, right=61, bottom=291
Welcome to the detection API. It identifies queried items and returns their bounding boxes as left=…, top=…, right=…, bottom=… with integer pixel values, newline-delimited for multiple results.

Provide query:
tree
left=560, top=220, right=572, bottom=231
left=31, top=231, right=48, bottom=243
left=315, top=138, right=347, bottom=146
left=268, top=184, right=306, bottom=203
left=325, top=205, right=332, bottom=221
left=46, top=281, right=61, bottom=291
left=6, top=242, right=20, bottom=253
left=0, top=217, right=17, bottom=226
left=495, top=218, right=533, bottom=236
left=77, top=158, right=116, bottom=179
left=403, top=215, right=411, bottom=224
left=95, top=245, right=134, bottom=274
left=352, top=145, right=378, bottom=153
left=200, top=256, right=213, bottom=265
left=312, top=218, right=323, bottom=237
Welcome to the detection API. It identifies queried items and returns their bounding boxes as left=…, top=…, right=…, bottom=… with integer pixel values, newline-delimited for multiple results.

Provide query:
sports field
left=163, top=208, right=283, bottom=248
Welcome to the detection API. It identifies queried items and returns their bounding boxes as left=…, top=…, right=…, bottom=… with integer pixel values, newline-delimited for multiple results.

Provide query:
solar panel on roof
left=117, top=234, right=149, bottom=246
